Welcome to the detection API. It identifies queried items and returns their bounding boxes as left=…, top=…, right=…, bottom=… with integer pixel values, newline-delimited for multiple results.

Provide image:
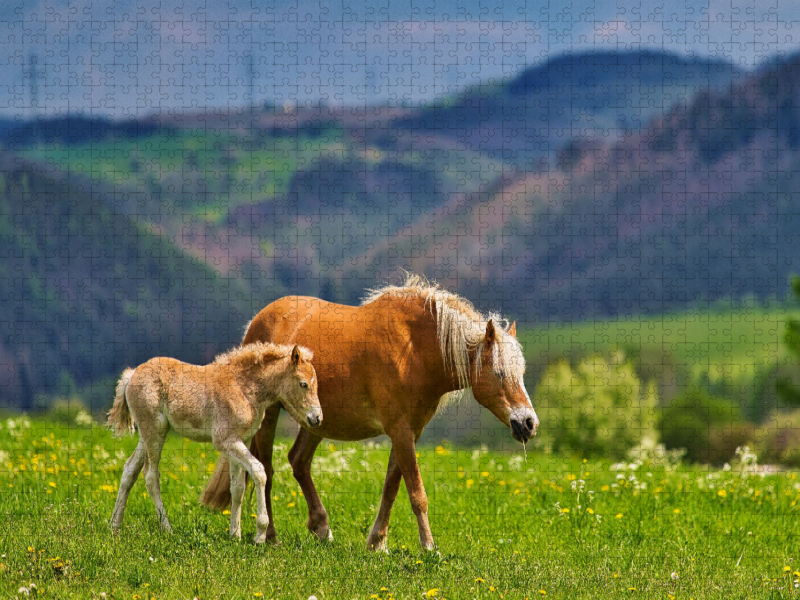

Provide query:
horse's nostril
left=525, top=416, right=534, bottom=431
left=307, top=412, right=321, bottom=427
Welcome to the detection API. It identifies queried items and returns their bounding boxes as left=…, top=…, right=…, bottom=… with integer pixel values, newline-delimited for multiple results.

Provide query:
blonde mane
left=362, top=274, right=525, bottom=394
left=214, top=341, right=314, bottom=370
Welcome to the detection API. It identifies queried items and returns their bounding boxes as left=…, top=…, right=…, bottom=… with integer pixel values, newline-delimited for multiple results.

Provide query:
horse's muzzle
left=510, top=408, right=539, bottom=442
left=306, top=408, right=323, bottom=428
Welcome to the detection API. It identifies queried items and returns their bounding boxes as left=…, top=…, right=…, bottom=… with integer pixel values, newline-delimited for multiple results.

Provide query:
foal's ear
left=485, top=319, right=496, bottom=345
left=291, top=345, right=302, bottom=365
left=508, top=321, right=517, bottom=337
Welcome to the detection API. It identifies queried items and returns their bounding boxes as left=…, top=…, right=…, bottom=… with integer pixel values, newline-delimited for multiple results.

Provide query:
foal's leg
left=250, top=402, right=281, bottom=542
left=228, top=460, right=246, bottom=539
left=142, top=420, right=172, bottom=533
left=288, top=429, right=331, bottom=541
left=110, top=438, right=147, bottom=532
left=366, top=448, right=402, bottom=552
left=388, top=425, right=435, bottom=551
left=222, top=439, right=269, bottom=544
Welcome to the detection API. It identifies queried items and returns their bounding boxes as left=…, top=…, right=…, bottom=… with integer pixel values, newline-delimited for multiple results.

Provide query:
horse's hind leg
left=288, top=429, right=330, bottom=541
left=110, top=438, right=147, bottom=532
left=222, top=438, right=269, bottom=544
left=366, top=448, right=402, bottom=552
left=142, top=418, right=172, bottom=533
left=228, top=460, right=246, bottom=539
left=250, top=402, right=281, bottom=542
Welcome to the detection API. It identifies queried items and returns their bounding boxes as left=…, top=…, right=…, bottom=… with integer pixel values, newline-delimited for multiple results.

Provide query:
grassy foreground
left=1, top=415, right=799, bottom=599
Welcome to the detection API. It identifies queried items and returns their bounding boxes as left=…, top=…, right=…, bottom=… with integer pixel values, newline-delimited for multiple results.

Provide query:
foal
left=107, top=342, right=321, bottom=544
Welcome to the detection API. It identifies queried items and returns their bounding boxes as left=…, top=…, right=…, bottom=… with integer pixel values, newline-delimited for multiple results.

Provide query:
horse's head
left=470, top=320, right=539, bottom=443
left=278, top=345, right=322, bottom=429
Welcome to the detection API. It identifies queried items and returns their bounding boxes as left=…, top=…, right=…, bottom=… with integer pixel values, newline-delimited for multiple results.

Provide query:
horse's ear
left=508, top=321, right=517, bottom=337
left=291, top=345, right=302, bottom=365
left=485, top=319, right=496, bottom=345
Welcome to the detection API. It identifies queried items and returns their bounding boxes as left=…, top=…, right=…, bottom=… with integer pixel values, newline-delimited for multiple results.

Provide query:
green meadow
left=2, top=414, right=799, bottom=600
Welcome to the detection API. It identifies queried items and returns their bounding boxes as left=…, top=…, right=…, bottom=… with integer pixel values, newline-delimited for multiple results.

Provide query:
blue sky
left=2, top=0, right=799, bottom=118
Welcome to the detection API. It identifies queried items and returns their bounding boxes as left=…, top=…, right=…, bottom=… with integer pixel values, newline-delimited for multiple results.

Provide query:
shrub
left=660, top=387, right=745, bottom=463
left=533, top=352, right=659, bottom=458
left=755, top=409, right=800, bottom=467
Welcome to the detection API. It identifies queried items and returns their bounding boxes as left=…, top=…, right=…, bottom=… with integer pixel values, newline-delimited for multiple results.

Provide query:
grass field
left=2, top=415, right=800, bottom=599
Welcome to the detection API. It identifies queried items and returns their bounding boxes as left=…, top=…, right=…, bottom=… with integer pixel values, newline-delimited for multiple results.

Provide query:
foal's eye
left=299, top=381, right=309, bottom=389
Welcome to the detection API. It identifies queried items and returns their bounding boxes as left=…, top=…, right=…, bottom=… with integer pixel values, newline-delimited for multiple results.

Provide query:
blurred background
left=3, top=0, right=800, bottom=465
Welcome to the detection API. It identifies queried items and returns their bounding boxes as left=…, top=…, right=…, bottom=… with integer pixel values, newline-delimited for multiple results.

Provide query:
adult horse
left=201, top=275, right=539, bottom=551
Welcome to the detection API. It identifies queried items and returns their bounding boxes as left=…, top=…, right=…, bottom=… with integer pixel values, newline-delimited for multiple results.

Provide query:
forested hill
left=3, top=50, right=800, bottom=408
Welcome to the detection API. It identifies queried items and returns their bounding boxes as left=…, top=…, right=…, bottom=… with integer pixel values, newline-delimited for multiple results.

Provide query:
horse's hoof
left=312, top=526, right=334, bottom=542
left=253, top=535, right=267, bottom=545
left=366, top=536, right=388, bottom=553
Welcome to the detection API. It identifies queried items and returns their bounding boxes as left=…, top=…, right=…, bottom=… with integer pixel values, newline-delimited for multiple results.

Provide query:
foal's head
left=262, top=344, right=322, bottom=429
left=470, top=321, right=539, bottom=443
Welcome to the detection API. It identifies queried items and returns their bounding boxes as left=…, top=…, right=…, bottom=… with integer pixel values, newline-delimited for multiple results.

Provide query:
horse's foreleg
left=288, top=429, right=330, bottom=541
left=250, top=402, right=281, bottom=543
left=391, top=427, right=435, bottom=551
left=228, top=461, right=246, bottom=539
left=366, top=448, right=402, bottom=552
left=222, top=439, right=269, bottom=544
left=110, top=438, right=147, bottom=532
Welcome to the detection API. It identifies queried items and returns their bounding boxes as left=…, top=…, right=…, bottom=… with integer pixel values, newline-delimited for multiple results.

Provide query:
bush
left=533, top=352, right=659, bottom=458
left=755, top=409, right=800, bottom=466
left=660, top=387, right=745, bottom=463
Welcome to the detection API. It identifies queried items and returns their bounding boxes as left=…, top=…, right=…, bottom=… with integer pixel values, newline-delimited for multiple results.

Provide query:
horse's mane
left=214, top=341, right=314, bottom=370
left=362, top=273, right=525, bottom=391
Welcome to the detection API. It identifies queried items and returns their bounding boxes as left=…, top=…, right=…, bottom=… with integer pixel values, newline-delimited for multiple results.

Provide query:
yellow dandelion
left=717, top=490, right=728, bottom=498
left=133, top=595, right=141, bottom=600
left=627, top=587, right=636, bottom=591
left=288, top=502, right=296, bottom=508
left=539, top=590, right=546, bottom=596
left=28, top=546, right=35, bottom=553
left=783, top=566, right=792, bottom=572
left=254, top=593, right=263, bottom=598
left=673, top=508, right=681, bottom=514
left=425, top=588, right=439, bottom=598
left=601, top=485, right=610, bottom=492
left=615, top=513, right=623, bottom=519
left=48, top=481, right=56, bottom=488
left=474, top=578, right=485, bottom=583
left=587, top=508, right=594, bottom=514
left=222, top=510, right=231, bottom=516
left=561, top=508, right=570, bottom=514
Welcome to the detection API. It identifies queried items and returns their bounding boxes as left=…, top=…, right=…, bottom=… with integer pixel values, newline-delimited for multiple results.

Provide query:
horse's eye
left=496, top=370, right=506, bottom=380
left=299, top=381, right=309, bottom=389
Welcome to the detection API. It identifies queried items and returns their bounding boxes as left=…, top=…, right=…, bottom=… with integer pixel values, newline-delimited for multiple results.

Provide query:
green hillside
left=0, top=153, right=257, bottom=410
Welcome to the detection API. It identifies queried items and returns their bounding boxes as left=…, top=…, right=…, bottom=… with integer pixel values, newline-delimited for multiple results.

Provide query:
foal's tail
left=107, top=368, right=136, bottom=437
left=200, top=455, right=232, bottom=510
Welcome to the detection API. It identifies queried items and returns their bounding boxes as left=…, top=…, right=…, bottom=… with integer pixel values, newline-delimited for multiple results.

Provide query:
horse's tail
left=107, top=368, right=136, bottom=437
left=200, top=455, right=232, bottom=510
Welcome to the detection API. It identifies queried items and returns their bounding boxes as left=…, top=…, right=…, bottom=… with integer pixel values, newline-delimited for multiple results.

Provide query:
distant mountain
left=368, top=54, right=800, bottom=318
left=397, top=49, right=743, bottom=161
left=4, top=49, right=800, bottom=409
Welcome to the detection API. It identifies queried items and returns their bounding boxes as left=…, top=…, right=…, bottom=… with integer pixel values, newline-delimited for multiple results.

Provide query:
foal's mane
left=362, top=273, right=525, bottom=390
left=214, top=341, right=313, bottom=370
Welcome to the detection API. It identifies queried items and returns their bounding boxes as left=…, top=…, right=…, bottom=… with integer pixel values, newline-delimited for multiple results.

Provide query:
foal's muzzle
left=510, top=408, right=539, bottom=442
left=306, top=408, right=323, bottom=428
